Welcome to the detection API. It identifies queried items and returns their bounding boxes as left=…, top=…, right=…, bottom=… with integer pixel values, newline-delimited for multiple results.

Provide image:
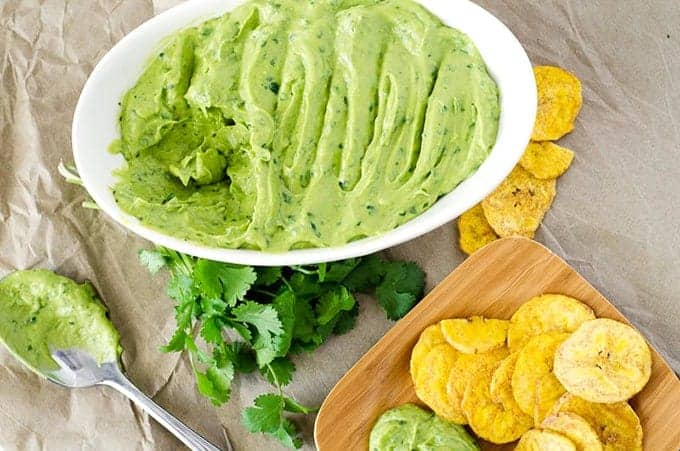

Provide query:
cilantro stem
left=266, top=363, right=284, bottom=395
left=251, top=288, right=277, bottom=297
left=290, top=266, right=315, bottom=275
left=280, top=277, right=293, bottom=292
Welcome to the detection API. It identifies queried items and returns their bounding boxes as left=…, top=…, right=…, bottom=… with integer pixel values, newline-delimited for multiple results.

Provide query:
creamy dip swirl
left=112, top=0, right=500, bottom=250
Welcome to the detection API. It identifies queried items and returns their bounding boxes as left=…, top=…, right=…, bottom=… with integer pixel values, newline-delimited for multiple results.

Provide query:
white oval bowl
left=72, top=0, right=536, bottom=266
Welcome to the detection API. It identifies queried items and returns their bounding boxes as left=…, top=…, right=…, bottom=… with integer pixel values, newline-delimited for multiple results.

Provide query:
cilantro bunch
left=139, top=248, right=425, bottom=448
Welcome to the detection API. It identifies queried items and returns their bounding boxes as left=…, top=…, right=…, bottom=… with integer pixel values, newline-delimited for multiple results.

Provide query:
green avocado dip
left=111, top=0, right=500, bottom=251
left=0, top=270, right=120, bottom=373
left=369, top=404, right=479, bottom=451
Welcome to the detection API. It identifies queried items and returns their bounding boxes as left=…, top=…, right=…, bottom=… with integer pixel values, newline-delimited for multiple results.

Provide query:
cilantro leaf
left=261, top=357, right=295, bottom=387
left=288, top=272, right=323, bottom=299
left=242, top=394, right=285, bottom=433
left=200, top=317, right=223, bottom=345
left=254, top=267, right=282, bottom=286
left=321, top=258, right=361, bottom=283
left=342, top=254, right=385, bottom=292
left=316, top=286, right=355, bottom=325
left=167, top=274, right=197, bottom=308
left=138, top=249, right=167, bottom=274
left=222, top=341, right=257, bottom=373
left=194, top=361, right=234, bottom=406
left=242, top=394, right=304, bottom=449
left=332, top=303, right=359, bottom=334
left=232, top=301, right=283, bottom=336
left=199, top=296, right=228, bottom=319
left=375, top=261, right=425, bottom=320
left=272, top=420, right=303, bottom=449
left=232, top=301, right=283, bottom=367
left=160, top=329, right=188, bottom=353
left=272, top=289, right=296, bottom=356
left=290, top=297, right=317, bottom=351
left=194, top=260, right=256, bottom=306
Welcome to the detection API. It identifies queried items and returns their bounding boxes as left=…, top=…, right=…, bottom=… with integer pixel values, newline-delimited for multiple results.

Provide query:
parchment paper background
left=1, top=0, right=679, bottom=450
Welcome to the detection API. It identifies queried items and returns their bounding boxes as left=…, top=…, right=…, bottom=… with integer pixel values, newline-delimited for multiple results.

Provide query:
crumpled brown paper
left=1, top=0, right=679, bottom=450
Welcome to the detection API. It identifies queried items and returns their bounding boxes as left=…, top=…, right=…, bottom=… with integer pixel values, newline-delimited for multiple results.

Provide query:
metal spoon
left=47, top=348, right=228, bottom=451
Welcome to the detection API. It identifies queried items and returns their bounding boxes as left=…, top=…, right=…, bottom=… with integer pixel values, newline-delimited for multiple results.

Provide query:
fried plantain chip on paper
left=481, top=166, right=556, bottom=238
left=554, top=318, right=652, bottom=403
left=520, top=141, right=575, bottom=179
left=457, top=204, right=499, bottom=255
left=440, top=316, right=508, bottom=354
left=508, top=294, right=595, bottom=351
left=532, top=65, right=583, bottom=141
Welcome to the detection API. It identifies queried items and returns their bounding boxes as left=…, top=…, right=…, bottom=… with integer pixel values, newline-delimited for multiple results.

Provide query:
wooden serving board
left=314, top=237, right=680, bottom=451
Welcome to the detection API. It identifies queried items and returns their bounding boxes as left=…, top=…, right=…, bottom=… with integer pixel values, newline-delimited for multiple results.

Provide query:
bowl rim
left=72, top=0, right=536, bottom=266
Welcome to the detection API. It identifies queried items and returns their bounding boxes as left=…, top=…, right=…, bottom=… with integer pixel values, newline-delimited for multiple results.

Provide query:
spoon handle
left=101, top=371, right=225, bottom=451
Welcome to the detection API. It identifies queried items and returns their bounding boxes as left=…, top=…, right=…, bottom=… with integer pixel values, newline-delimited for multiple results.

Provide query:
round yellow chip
left=413, top=343, right=467, bottom=424
left=447, top=347, right=509, bottom=402
left=457, top=204, right=498, bottom=255
left=511, top=332, right=569, bottom=416
left=554, top=319, right=652, bottom=403
left=516, top=429, right=576, bottom=451
left=489, top=352, right=521, bottom=407
left=410, top=323, right=445, bottom=381
left=519, top=142, right=575, bottom=180
left=533, top=373, right=566, bottom=425
left=532, top=65, right=582, bottom=141
left=508, top=294, right=595, bottom=351
left=461, top=361, right=533, bottom=444
left=481, top=166, right=556, bottom=238
left=548, top=394, right=642, bottom=451
left=542, top=412, right=604, bottom=451
left=440, top=316, right=508, bottom=354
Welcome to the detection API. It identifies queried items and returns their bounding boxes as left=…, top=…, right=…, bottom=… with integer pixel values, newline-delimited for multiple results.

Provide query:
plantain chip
left=461, top=361, right=533, bottom=444
left=489, top=352, right=522, bottom=407
left=516, top=429, right=577, bottom=451
left=481, top=166, right=556, bottom=238
left=532, top=65, right=583, bottom=141
left=554, top=319, right=652, bottom=403
left=542, top=412, right=604, bottom=451
left=511, top=332, right=569, bottom=416
left=410, top=323, right=446, bottom=381
left=508, top=294, right=595, bottom=352
left=533, top=373, right=566, bottom=425
left=548, top=394, right=643, bottom=451
left=440, top=316, right=508, bottom=354
left=520, top=141, right=575, bottom=180
left=448, top=347, right=509, bottom=412
left=457, top=204, right=499, bottom=255
left=413, top=343, right=467, bottom=424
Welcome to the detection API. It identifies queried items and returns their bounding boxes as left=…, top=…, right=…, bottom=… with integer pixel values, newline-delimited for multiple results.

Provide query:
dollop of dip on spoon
left=0, top=269, right=120, bottom=373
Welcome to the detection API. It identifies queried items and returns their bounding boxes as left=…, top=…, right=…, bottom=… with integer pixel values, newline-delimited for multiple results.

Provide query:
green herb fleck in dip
left=370, top=404, right=480, bottom=451
left=0, top=269, right=121, bottom=373
left=112, top=0, right=500, bottom=251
